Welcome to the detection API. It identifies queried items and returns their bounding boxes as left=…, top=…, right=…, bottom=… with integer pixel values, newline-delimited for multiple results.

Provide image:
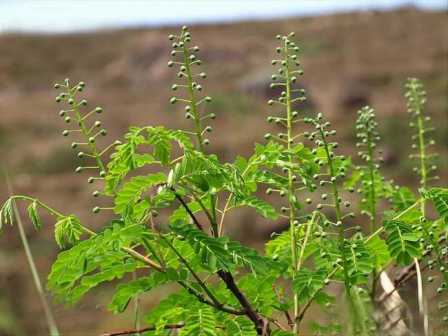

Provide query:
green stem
left=366, top=131, right=377, bottom=232
left=365, top=128, right=378, bottom=298
left=282, top=38, right=300, bottom=334
left=297, top=212, right=318, bottom=273
left=182, top=41, right=205, bottom=152
left=67, top=87, right=106, bottom=173
left=5, top=175, right=60, bottom=336
left=416, top=109, right=448, bottom=284
left=10, top=195, right=63, bottom=218
left=318, top=126, right=351, bottom=290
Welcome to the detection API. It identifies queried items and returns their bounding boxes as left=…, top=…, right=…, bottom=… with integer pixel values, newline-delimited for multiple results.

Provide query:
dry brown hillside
left=0, top=8, right=447, bottom=335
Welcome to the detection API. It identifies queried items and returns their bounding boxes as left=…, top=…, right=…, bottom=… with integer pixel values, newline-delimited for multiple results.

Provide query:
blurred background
left=0, top=1, right=447, bottom=335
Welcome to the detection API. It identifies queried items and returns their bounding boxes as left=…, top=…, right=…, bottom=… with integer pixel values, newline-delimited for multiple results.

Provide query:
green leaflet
left=384, top=219, right=421, bottom=265
left=27, top=201, right=42, bottom=230
left=106, top=127, right=154, bottom=194
left=343, top=238, right=375, bottom=285
left=180, top=307, right=217, bottom=336
left=147, top=127, right=194, bottom=165
left=54, top=215, right=83, bottom=248
left=114, top=172, right=167, bottom=217
left=265, top=229, right=292, bottom=263
left=225, top=317, right=257, bottom=336
left=293, top=267, right=327, bottom=304
left=348, top=286, right=376, bottom=336
left=234, top=195, right=278, bottom=220
left=309, top=322, right=342, bottom=336
left=105, top=126, right=194, bottom=194
left=265, top=227, right=318, bottom=271
left=388, top=186, right=417, bottom=211
left=109, top=269, right=188, bottom=313
left=145, top=292, right=190, bottom=325
left=48, top=222, right=147, bottom=303
left=236, top=274, right=278, bottom=314
left=170, top=222, right=276, bottom=275
left=422, top=187, right=448, bottom=222
left=0, top=198, right=14, bottom=229
left=365, top=235, right=391, bottom=271
left=172, top=150, right=241, bottom=195
left=170, top=222, right=230, bottom=271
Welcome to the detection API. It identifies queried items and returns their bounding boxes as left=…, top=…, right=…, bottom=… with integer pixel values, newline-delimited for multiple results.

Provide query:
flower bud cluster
left=353, top=106, right=387, bottom=226
left=168, top=26, right=213, bottom=149
left=54, top=79, right=119, bottom=213
left=303, top=114, right=354, bottom=226
left=405, top=78, right=438, bottom=185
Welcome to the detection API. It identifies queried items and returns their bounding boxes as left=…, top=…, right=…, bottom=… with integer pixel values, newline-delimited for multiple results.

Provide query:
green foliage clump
left=1, top=27, right=447, bottom=336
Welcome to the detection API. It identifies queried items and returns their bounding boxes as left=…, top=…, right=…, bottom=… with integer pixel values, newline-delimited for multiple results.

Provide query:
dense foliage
left=1, top=27, right=447, bottom=336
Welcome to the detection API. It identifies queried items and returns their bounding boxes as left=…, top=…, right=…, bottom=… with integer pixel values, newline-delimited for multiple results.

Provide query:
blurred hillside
left=0, top=8, right=447, bottom=335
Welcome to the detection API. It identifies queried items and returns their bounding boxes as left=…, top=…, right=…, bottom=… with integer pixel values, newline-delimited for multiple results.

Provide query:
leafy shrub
left=1, top=27, right=447, bottom=336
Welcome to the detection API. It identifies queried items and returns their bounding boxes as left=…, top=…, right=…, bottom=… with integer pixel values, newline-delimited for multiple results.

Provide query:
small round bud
left=99, top=170, right=106, bottom=177
left=75, top=167, right=82, bottom=173
left=95, top=107, right=103, bottom=113
left=62, top=130, right=69, bottom=136
left=92, top=206, right=100, bottom=214
left=88, top=137, right=95, bottom=143
left=306, top=198, right=312, bottom=204
left=92, top=190, right=100, bottom=197
left=64, top=116, right=71, bottom=123
left=170, top=97, right=177, bottom=104
left=203, top=139, right=210, bottom=145
left=88, top=177, right=94, bottom=184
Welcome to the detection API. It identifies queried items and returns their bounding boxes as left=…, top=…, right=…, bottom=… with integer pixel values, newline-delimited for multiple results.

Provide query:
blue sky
left=0, top=0, right=446, bottom=33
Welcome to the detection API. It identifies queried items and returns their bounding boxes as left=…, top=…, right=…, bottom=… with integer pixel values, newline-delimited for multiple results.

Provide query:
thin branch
left=102, top=323, right=184, bottom=336
left=162, top=236, right=224, bottom=309
left=218, top=270, right=265, bottom=333
left=170, top=189, right=265, bottom=334
left=170, top=187, right=204, bottom=231
left=177, top=280, right=245, bottom=315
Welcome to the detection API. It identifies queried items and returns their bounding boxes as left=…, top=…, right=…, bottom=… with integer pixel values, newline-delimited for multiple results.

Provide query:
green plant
left=1, top=28, right=447, bottom=336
